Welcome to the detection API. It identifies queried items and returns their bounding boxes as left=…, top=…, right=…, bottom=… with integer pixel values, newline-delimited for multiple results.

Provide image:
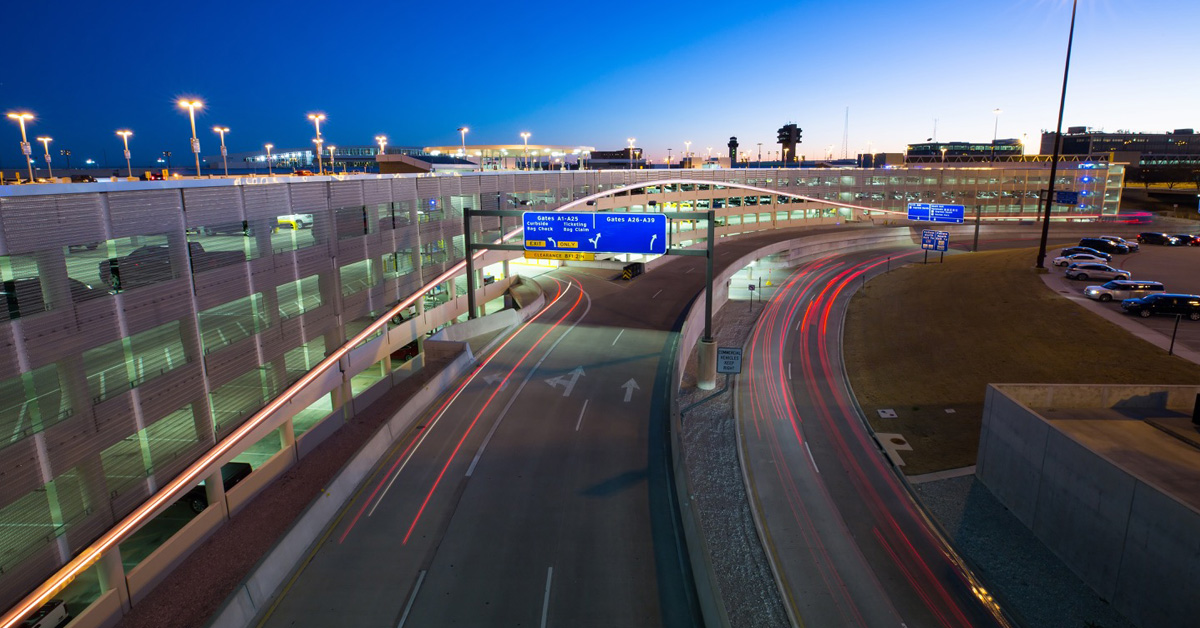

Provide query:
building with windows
left=421, top=144, right=594, bottom=171
left=906, top=139, right=1025, bottom=162
left=1041, top=127, right=1200, bottom=167
left=203, top=145, right=428, bottom=174
left=0, top=161, right=1125, bottom=623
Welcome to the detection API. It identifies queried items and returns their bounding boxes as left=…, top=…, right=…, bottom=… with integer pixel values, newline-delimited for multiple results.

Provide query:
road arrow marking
left=545, top=366, right=585, bottom=397
left=483, top=373, right=509, bottom=391
left=621, top=378, right=640, bottom=402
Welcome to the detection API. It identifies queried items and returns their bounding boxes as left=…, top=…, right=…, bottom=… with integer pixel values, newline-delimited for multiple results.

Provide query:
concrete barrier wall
left=63, top=589, right=121, bottom=628
left=124, top=504, right=225, bottom=605
left=978, top=384, right=1200, bottom=628
left=206, top=346, right=475, bottom=628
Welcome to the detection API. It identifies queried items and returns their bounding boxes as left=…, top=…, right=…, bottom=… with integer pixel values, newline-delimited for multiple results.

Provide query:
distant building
left=203, top=145, right=426, bottom=174
left=587, top=148, right=644, bottom=170
left=422, top=144, right=595, bottom=171
left=1042, top=127, right=1200, bottom=167
left=906, top=139, right=1024, bottom=162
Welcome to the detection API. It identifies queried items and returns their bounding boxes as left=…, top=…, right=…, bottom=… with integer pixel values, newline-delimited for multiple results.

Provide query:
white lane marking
left=465, top=286, right=594, bottom=478
left=540, top=566, right=554, bottom=628
left=788, top=362, right=792, bottom=380
left=652, top=289, right=663, bottom=299
left=685, top=267, right=695, bottom=274
left=805, top=441, right=820, bottom=473
left=369, top=285, right=578, bottom=516
left=575, top=399, right=589, bottom=431
left=396, top=569, right=426, bottom=628
left=611, top=329, right=624, bottom=346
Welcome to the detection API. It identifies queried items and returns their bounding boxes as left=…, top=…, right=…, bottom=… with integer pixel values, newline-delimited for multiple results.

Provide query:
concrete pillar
left=697, top=339, right=717, bottom=391
left=280, top=417, right=297, bottom=461
left=203, top=468, right=227, bottom=517
left=96, top=547, right=130, bottom=611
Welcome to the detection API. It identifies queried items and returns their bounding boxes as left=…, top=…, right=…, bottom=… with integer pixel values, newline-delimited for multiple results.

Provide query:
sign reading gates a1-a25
left=921, top=229, right=950, bottom=251
left=907, top=202, right=965, bottom=224
left=523, top=212, right=667, bottom=255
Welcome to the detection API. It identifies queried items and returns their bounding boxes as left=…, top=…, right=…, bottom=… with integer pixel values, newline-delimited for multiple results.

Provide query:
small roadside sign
left=716, top=347, right=742, bottom=374
left=523, top=250, right=596, bottom=261
left=921, top=229, right=950, bottom=252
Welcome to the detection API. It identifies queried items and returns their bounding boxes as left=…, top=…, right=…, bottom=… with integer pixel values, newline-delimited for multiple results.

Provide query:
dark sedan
left=1059, top=246, right=1111, bottom=261
left=1120, top=293, right=1200, bottom=320
left=1169, top=234, right=1199, bottom=246
left=1136, top=232, right=1182, bottom=245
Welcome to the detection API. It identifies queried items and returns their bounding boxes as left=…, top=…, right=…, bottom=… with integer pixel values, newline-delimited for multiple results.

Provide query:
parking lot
left=1053, top=242, right=1200, bottom=355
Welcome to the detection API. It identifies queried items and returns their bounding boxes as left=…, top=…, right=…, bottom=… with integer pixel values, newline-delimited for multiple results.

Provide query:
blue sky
left=1, top=0, right=1196, bottom=167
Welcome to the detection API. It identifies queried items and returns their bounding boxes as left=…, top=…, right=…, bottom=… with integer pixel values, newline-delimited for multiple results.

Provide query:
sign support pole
left=973, top=204, right=982, bottom=252
left=464, top=207, right=478, bottom=319
left=697, top=210, right=718, bottom=390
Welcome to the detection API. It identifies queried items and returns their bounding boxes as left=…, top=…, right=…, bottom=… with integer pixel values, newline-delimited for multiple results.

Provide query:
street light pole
left=6, top=112, right=35, bottom=182
left=684, top=140, right=692, bottom=167
left=177, top=99, right=203, bottom=176
left=991, top=108, right=1002, bottom=162
left=264, top=144, right=274, bottom=175
left=308, top=113, right=325, bottom=175
left=1035, top=0, right=1079, bottom=270
left=458, top=126, right=468, bottom=157
left=37, top=137, right=52, bottom=179
left=328, top=145, right=336, bottom=175
left=521, top=132, right=531, bottom=171
left=117, top=131, right=133, bottom=178
left=626, top=137, right=635, bottom=170
left=213, top=126, right=230, bottom=176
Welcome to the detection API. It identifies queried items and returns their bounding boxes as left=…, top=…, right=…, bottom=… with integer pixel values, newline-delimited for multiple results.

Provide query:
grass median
left=843, top=246, right=1200, bottom=476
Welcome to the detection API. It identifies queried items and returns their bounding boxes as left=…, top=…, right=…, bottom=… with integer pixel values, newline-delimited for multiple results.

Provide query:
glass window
left=0, top=364, right=69, bottom=445
left=128, top=321, right=187, bottom=388
left=340, top=260, right=378, bottom=296
left=208, top=367, right=274, bottom=435
left=276, top=275, right=322, bottom=320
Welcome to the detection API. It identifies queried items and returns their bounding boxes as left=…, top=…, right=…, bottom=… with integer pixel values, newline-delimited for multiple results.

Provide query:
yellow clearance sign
left=523, top=250, right=596, bottom=261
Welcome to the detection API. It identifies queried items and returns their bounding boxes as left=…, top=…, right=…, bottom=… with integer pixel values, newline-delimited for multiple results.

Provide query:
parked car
left=19, top=599, right=69, bottom=628
left=198, top=220, right=273, bottom=236
left=1065, top=263, right=1130, bottom=281
left=1084, top=280, right=1165, bottom=302
left=1053, top=253, right=1109, bottom=267
left=1059, top=246, right=1111, bottom=261
left=1098, top=235, right=1139, bottom=252
left=277, top=213, right=315, bottom=229
left=99, top=242, right=243, bottom=290
left=181, top=462, right=253, bottom=513
left=292, top=169, right=314, bottom=176
left=2, top=277, right=109, bottom=321
left=1136, top=232, right=1181, bottom=245
left=1078, top=237, right=1129, bottom=254
left=68, top=174, right=96, bottom=183
left=1169, top=233, right=1200, bottom=246
left=1120, top=293, right=1200, bottom=320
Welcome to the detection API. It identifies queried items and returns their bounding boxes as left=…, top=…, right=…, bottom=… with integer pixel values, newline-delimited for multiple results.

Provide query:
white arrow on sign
left=545, top=366, right=585, bottom=397
left=621, top=378, right=640, bottom=402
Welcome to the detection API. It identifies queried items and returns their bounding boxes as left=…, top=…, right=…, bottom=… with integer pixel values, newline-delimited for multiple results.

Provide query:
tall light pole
left=684, top=140, right=692, bottom=167
left=706, top=146, right=713, bottom=161
left=667, top=147, right=673, bottom=169
left=757, top=142, right=763, bottom=168
left=991, top=108, right=1002, bottom=162
left=212, top=126, right=230, bottom=176
left=308, top=113, right=325, bottom=174
left=264, top=144, right=274, bottom=175
left=36, top=136, right=53, bottom=179
left=626, top=137, right=636, bottom=170
left=328, top=145, right=337, bottom=174
left=375, top=135, right=387, bottom=155
left=457, top=126, right=468, bottom=156
left=1035, top=0, right=1079, bottom=270
left=177, top=99, right=203, bottom=176
left=6, top=112, right=35, bottom=182
left=520, top=132, right=531, bottom=171
left=117, top=130, right=133, bottom=178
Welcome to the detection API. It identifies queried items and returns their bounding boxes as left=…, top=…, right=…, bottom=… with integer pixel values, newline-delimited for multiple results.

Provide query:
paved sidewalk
left=1040, top=272, right=1200, bottom=366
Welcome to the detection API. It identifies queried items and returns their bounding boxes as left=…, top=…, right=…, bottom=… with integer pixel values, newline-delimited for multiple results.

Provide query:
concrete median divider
left=205, top=343, right=474, bottom=628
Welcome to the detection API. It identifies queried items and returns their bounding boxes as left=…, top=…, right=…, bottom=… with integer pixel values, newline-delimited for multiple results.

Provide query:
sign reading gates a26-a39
left=523, top=212, right=667, bottom=255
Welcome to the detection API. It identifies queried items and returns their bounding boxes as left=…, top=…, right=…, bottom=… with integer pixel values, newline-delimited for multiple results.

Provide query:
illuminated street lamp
left=212, top=126, right=230, bottom=176
left=264, top=144, right=274, bottom=175
left=328, top=145, right=336, bottom=174
left=684, top=140, right=692, bottom=166
left=375, top=135, right=387, bottom=155
left=706, top=146, right=713, bottom=160
left=626, top=137, right=636, bottom=171
left=520, top=131, right=531, bottom=171
left=991, top=108, right=1002, bottom=162
left=177, top=99, right=203, bottom=176
left=457, top=126, right=468, bottom=156
left=6, top=112, right=35, bottom=182
left=116, top=130, right=133, bottom=178
left=308, top=113, right=326, bottom=174
left=36, top=136, right=53, bottom=179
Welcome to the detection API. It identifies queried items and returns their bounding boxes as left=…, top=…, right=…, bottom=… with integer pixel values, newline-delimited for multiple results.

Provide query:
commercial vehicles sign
left=921, top=229, right=950, bottom=251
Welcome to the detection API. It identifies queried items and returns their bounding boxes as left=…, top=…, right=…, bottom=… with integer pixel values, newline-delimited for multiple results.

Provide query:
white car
left=1053, top=253, right=1107, bottom=267
left=277, top=213, right=314, bottom=229
left=1065, top=263, right=1130, bottom=281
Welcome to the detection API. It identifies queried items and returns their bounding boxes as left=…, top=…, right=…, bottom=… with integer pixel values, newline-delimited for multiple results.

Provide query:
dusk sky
left=2, top=0, right=1196, bottom=168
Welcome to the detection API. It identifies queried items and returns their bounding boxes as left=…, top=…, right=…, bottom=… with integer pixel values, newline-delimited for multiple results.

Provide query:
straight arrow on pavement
left=621, top=378, right=639, bottom=402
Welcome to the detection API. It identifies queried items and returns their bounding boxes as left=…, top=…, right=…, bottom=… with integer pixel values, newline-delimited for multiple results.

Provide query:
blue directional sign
left=907, top=203, right=965, bottom=224
left=1053, top=190, right=1079, bottom=205
left=921, top=229, right=950, bottom=251
left=523, top=212, right=668, bottom=255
